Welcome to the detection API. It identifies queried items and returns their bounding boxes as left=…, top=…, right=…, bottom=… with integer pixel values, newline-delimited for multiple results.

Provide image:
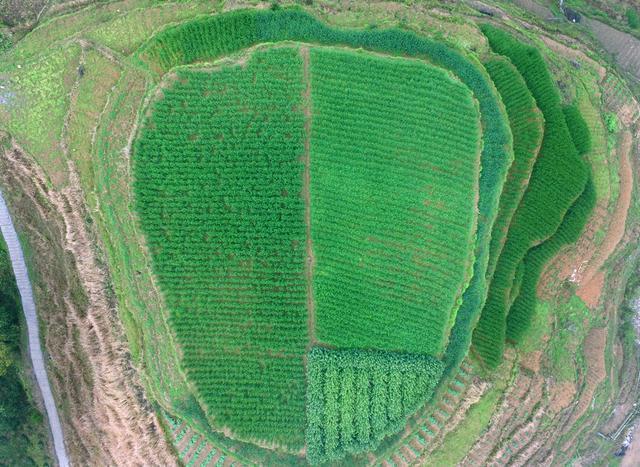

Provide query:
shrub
left=563, top=103, right=592, bottom=155
left=627, top=8, right=640, bottom=29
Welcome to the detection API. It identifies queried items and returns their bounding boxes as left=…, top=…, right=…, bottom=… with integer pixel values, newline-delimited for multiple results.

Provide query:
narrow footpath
left=0, top=189, right=69, bottom=467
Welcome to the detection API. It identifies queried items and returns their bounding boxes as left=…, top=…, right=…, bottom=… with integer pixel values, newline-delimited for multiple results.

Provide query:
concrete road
left=0, top=189, right=69, bottom=467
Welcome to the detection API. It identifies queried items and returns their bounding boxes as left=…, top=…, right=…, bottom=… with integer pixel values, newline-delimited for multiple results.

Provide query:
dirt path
left=0, top=191, right=69, bottom=467
left=300, top=45, right=316, bottom=347
left=578, top=130, right=633, bottom=287
left=1, top=143, right=175, bottom=465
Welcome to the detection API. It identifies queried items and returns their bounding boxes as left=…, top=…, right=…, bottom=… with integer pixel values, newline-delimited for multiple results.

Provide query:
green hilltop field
left=0, top=1, right=637, bottom=466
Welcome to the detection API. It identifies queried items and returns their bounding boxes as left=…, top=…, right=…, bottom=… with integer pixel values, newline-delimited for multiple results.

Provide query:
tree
left=627, top=8, right=639, bottom=29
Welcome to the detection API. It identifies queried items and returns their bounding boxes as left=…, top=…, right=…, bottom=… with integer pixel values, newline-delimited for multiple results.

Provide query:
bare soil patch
left=577, top=270, right=605, bottom=309
left=580, top=130, right=633, bottom=285
left=587, top=18, right=640, bottom=81
left=548, top=381, right=577, bottom=413
left=511, top=0, right=553, bottom=19
left=520, top=350, right=542, bottom=373
left=461, top=372, right=534, bottom=466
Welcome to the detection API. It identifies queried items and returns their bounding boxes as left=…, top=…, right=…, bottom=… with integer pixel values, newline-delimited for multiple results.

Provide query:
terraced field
left=134, top=40, right=482, bottom=452
left=0, top=1, right=636, bottom=466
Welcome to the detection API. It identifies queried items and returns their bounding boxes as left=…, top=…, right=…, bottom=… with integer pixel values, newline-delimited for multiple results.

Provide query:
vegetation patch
left=306, top=347, right=443, bottom=464
left=134, top=46, right=309, bottom=448
left=0, top=236, right=50, bottom=465
left=473, top=25, right=589, bottom=367
left=483, top=57, right=544, bottom=282
left=310, top=47, right=480, bottom=355
left=508, top=173, right=596, bottom=341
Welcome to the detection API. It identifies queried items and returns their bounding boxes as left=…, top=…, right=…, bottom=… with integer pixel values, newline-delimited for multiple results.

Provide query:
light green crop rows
left=310, top=47, right=480, bottom=356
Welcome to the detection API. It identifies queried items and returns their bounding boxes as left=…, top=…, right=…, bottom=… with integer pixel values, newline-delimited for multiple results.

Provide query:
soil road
left=0, top=189, right=69, bottom=467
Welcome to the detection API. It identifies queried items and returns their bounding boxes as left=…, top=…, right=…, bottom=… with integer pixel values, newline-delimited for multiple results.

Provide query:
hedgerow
left=473, top=25, right=589, bottom=367
left=306, top=348, right=444, bottom=464
left=563, top=103, right=592, bottom=155
left=507, top=172, right=595, bottom=341
left=483, top=57, right=544, bottom=282
left=310, top=47, right=481, bottom=355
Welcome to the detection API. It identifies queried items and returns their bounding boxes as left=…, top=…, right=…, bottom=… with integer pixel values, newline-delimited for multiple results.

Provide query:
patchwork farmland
left=0, top=1, right=637, bottom=465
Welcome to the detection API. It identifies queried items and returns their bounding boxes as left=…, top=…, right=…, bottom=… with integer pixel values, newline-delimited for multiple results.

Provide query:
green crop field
left=134, top=40, right=482, bottom=449
left=483, top=57, right=544, bottom=283
left=473, top=25, right=590, bottom=368
left=306, top=348, right=443, bottom=463
left=134, top=46, right=309, bottom=447
left=0, top=2, right=627, bottom=465
left=310, top=47, right=480, bottom=356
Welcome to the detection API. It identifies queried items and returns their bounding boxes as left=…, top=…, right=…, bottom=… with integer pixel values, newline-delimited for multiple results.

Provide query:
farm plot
left=482, top=57, right=544, bottom=283
left=134, top=46, right=309, bottom=448
left=306, top=348, right=444, bottom=464
left=310, top=48, right=481, bottom=355
left=473, top=25, right=590, bottom=367
left=134, top=41, right=484, bottom=451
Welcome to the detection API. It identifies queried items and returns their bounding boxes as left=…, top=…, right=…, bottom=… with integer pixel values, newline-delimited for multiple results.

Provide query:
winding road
left=0, top=189, right=69, bottom=467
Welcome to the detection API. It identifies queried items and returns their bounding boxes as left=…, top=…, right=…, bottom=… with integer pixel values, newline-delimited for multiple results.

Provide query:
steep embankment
left=0, top=190, right=69, bottom=466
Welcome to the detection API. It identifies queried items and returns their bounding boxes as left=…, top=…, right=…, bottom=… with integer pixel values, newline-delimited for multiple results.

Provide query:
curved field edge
left=482, top=56, right=544, bottom=284
left=472, top=24, right=589, bottom=368
left=128, top=5, right=513, bottom=449
left=507, top=172, right=596, bottom=341
left=133, top=43, right=483, bottom=449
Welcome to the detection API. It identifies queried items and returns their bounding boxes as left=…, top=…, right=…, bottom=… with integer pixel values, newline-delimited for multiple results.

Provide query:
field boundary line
left=301, top=45, right=317, bottom=347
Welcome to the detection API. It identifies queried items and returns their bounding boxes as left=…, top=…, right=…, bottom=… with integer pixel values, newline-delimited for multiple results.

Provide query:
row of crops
left=472, top=24, right=593, bottom=368
left=309, top=47, right=480, bottom=356
left=306, top=348, right=443, bottom=463
left=135, top=46, right=310, bottom=446
left=131, top=7, right=595, bottom=463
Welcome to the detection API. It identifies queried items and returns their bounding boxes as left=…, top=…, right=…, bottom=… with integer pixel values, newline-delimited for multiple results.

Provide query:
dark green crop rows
left=134, top=47, right=309, bottom=448
left=508, top=173, right=596, bottom=341
left=507, top=99, right=595, bottom=340
left=483, top=57, right=544, bottom=283
left=306, top=348, right=443, bottom=464
left=473, top=25, right=590, bottom=367
left=563, top=103, right=593, bottom=156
